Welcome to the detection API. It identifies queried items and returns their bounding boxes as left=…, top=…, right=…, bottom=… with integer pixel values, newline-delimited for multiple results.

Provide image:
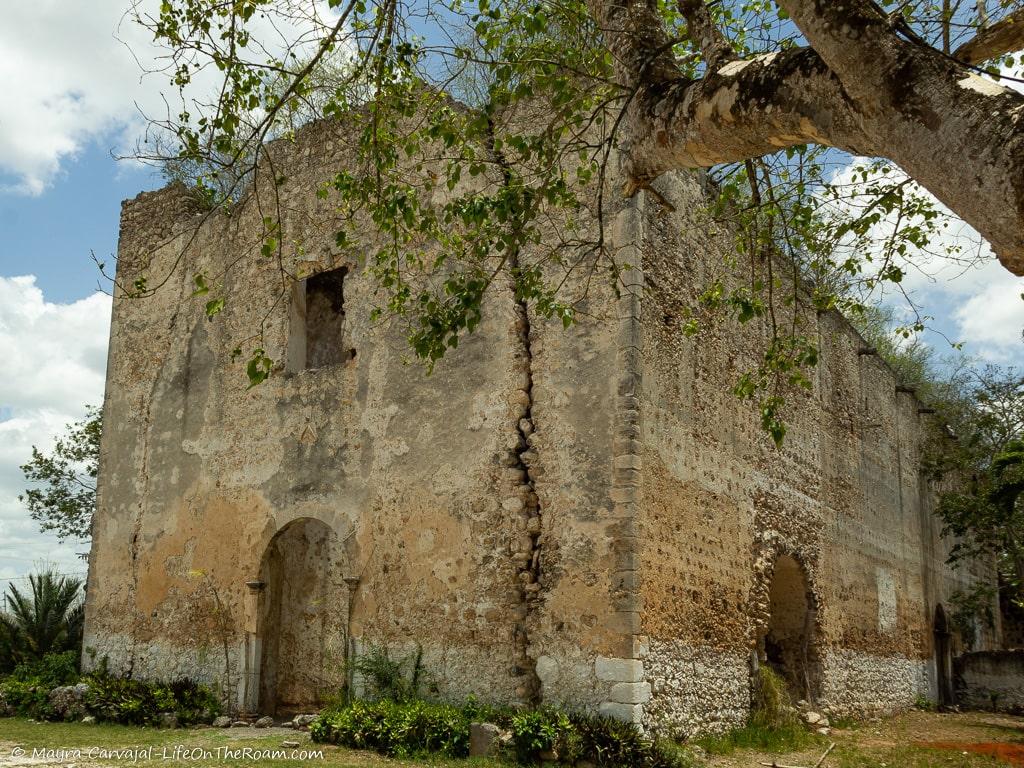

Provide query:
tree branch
left=954, top=7, right=1024, bottom=64
left=747, top=0, right=1024, bottom=274
left=623, top=48, right=870, bottom=184
left=678, top=0, right=735, bottom=69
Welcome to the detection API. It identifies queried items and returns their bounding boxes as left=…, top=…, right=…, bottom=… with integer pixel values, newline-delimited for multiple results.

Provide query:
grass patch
left=693, top=665, right=823, bottom=756
left=693, top=721, right=822, bottom=756
left=830, top=743, right=1006, bottom=768
left=0, top=717, right=508, bottom=768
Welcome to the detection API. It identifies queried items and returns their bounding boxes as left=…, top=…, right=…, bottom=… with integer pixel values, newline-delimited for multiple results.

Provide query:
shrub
left=750, top=666, right=798, bottom=730
left=311, top=699, right=471, bottom=757
left=0, top=651, right=220, bottom=726
left=0, top=651, right=82, bottom=719
left=82, top=673, right=220, bottom=726
left=0, top=677, right=53, bottom=719
left=312, top=698, right=689, bottom=766
left=349, top=644, right=428, bottom=703
left=8, top=650, right=80, bottom=687
left=913, top=694, right=938, bottom=712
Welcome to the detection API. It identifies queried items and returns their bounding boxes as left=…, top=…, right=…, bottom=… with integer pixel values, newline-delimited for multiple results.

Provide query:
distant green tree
left=19, top=406, right=101, bottom=546
left=0, top=571, right=85, bottom=672
left=939, top=441, right=1024, bottom=606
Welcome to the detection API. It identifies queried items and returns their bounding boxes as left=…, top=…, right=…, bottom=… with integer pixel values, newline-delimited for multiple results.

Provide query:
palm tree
left=0, top=571, right=84, bottom=671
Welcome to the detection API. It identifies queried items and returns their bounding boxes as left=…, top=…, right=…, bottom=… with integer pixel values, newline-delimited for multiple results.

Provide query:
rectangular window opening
left=289, top=266, right=354, bottom=371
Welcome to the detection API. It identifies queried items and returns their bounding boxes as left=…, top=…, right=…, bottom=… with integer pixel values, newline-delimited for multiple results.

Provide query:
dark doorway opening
left=759, top=554, right=821, bottom=702
left=934, top=604, right=955, bottom=707
left=256, top=518, right=348, bottom=716
left=288, top=267, right=355, bottom=372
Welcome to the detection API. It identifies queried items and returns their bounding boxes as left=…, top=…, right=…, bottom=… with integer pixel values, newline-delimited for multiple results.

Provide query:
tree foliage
left=0, top=572, right=85, bottom=673
left=939, top=441, right=1024, bottom=607
left=126, top=0, right=1024, bottom=441
left=20, top=406, right=101, bottom=547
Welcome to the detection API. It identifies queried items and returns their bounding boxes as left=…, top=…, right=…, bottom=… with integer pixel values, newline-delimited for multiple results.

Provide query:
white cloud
left=0, top=2, right=150, bottom=194
left=825, top=156, right=1024, bottom=365
left=954, top=280, right=1024, bottom=361
left=0, top=1, right=343, bottom=195
left=0, top=276, right=110, bottom=581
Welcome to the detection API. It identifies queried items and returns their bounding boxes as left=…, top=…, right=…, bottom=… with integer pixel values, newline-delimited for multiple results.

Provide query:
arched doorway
left=934, top=604, right=954, bottom=707
left=758, top=554, right=821, bottom=702
left=256, top=518, right=348, bottom=716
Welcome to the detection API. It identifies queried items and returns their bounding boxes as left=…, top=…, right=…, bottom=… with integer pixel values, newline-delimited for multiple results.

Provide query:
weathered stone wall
left=82, top=119, right=629, bottom=714
left=84, top=118, right=997, bottom=730
left=625, top=173, right=998, bottom=736
left=956, top=651, right=1024, bottom=712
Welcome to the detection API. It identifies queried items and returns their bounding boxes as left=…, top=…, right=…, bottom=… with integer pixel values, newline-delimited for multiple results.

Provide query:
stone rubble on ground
left=469, top=722, right=501, bottom=757
left=291, top=713, right=317, bottom=729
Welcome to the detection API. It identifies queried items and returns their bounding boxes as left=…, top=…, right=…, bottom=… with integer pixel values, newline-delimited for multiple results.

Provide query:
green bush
left=83, top=673, right=220, bottom=726
left=310, top=699, right=472, bottom=757
left=0, top=677, right=53, bottom=719
left=0, top=652, right=220, bottom=726
left=750, top=666, right=798, bottom=729
left=8, top=650, right=80, bottom=687
left=349, top=644, right=429, bottom=703
left=311, top=698, right=688, bottom=766
left=0, top=651, right=82, bottom=719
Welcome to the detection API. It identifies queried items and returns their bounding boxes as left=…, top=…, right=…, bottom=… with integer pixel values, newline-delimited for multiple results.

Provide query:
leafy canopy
left=20, top=406, right=100, bottom=546
left=129, top=0, right=1019, bottom=442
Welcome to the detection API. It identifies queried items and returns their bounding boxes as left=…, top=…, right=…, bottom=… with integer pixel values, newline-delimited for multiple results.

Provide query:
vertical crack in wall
left=507, top=285, right=543, bottom=704
left=484, top=115, right=544, bottom=705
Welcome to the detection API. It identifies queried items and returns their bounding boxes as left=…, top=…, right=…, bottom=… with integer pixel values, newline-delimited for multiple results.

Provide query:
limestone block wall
left=84, top=115, right=997, bottom=730
left=621, top=172, right=998, bottom=737
left=956, top=651, right=1024, bottom=712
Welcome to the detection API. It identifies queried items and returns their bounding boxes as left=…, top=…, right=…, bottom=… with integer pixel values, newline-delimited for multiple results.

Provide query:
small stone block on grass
left=469, top=722, right=501, bottom=757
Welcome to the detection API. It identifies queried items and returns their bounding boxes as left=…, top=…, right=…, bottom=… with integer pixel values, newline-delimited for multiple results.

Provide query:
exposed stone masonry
left=506, top=291, right=543, bottom=704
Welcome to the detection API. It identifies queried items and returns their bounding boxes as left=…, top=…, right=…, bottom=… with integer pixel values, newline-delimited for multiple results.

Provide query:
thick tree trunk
left=776, top=0, right=1024, bottom=275
left=592, top=0, right=1024, bottom=276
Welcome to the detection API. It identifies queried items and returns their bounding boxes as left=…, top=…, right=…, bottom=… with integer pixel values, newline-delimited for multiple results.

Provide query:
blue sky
left=1, top=143, right=159, bottom=304
left=0, top=2, right=1022, bottom=583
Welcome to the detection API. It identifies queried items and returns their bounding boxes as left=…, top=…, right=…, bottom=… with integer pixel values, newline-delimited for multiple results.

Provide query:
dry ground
left=703, top=710, right=1024, bottom=767
left=0, top=710, right=1022, bottom=767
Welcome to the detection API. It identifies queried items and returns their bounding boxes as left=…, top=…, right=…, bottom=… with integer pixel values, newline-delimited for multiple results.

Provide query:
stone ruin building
left=82, top=118, right=1001, bottom=736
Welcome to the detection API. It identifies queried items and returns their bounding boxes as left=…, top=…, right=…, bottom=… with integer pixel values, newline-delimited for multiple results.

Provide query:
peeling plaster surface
left=84, top=121, right=998, bottom=731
